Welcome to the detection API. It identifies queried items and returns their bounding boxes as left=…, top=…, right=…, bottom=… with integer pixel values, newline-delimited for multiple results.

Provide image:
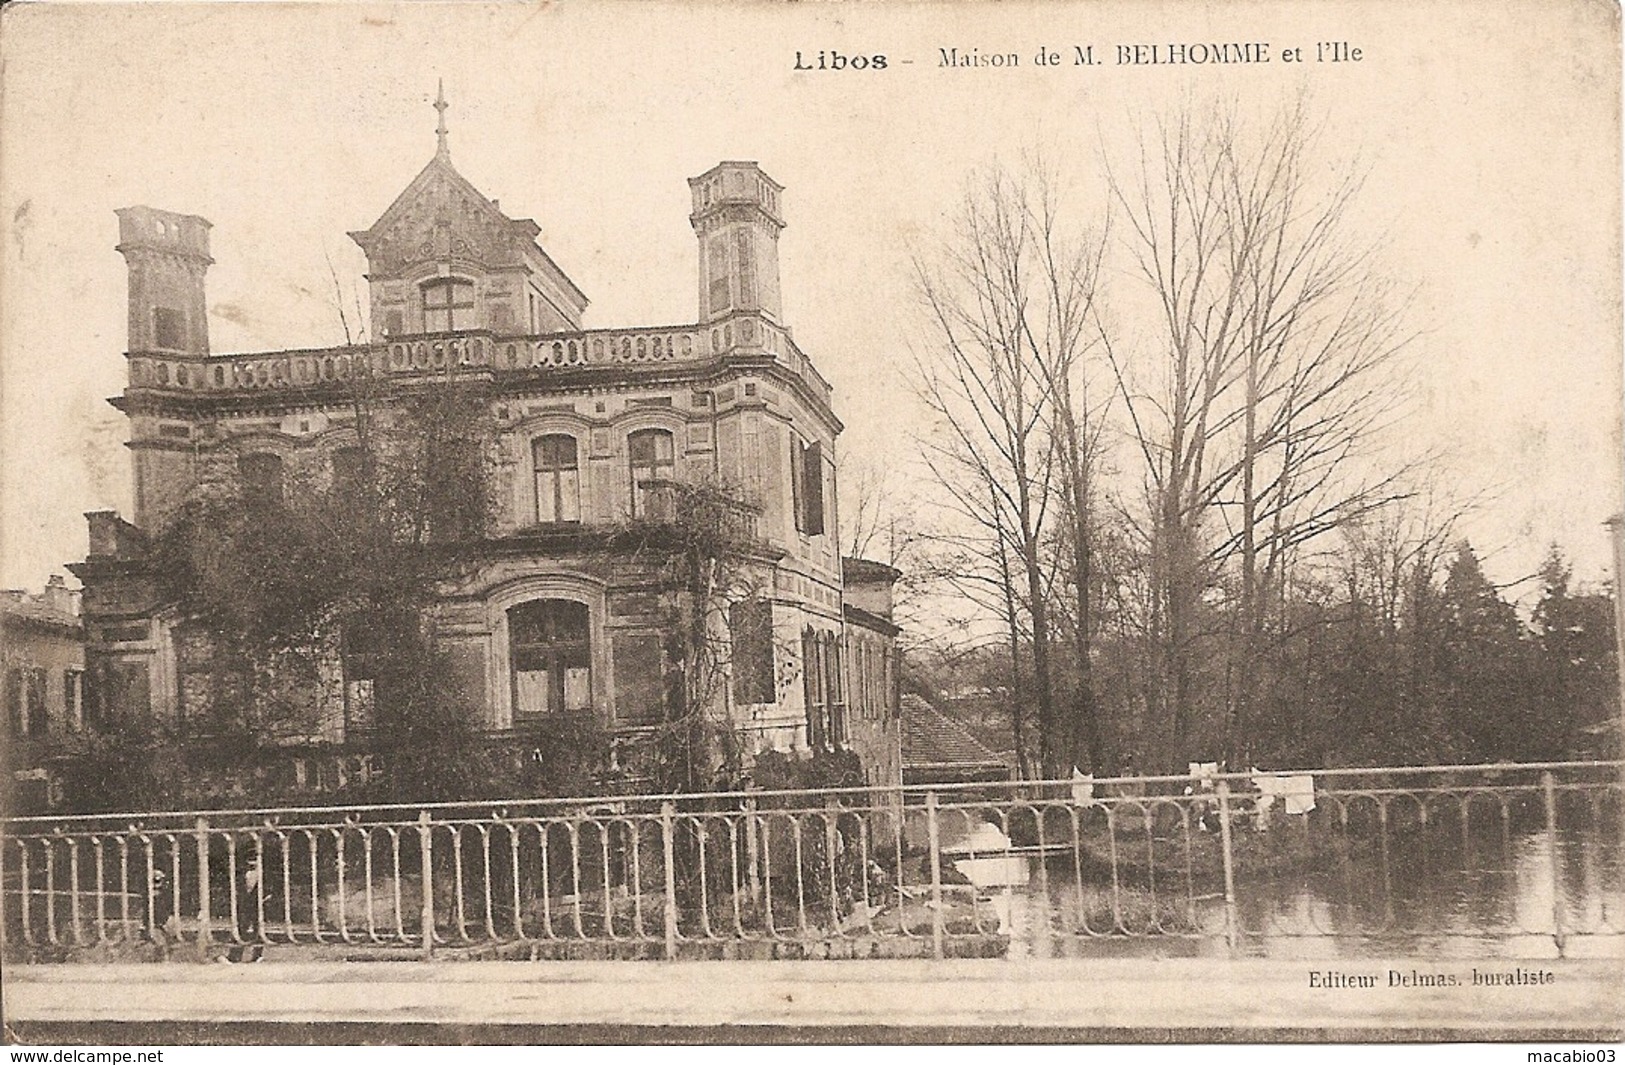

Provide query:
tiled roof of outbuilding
left=901, top=693, right=1010, bottom=770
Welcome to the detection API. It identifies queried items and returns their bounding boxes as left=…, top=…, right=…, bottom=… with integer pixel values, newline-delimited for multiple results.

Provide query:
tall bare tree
left=912, top=166, right=1112, bottom=776
left=1025, top=172, right=1114, bottom=774
left=1100, top=100, right=1415, bottom=768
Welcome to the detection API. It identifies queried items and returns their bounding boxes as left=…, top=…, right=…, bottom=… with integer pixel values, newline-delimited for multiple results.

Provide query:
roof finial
left=433, top=79, right=450, bottom=157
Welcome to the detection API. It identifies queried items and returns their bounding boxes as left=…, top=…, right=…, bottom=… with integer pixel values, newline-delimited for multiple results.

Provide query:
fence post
left=1542, top=771, right=1566, bottom=955
left=0, top=837, right=8, bottom=957
left=1215, top=780, right=1239, bottom=956
left=661, top=801, right=679, bottom=960
left=744, top=796, right=762, bottom=907
left=417, top=811, right=435, bottom=961
left=194, top=816, right=212, bottom=953
left=824, top=795, right=842, bottom=928
left=926, top=790, right=944, bottom=960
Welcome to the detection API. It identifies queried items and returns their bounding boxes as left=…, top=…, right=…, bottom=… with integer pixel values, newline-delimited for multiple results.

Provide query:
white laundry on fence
left=1282, top=776, right=1316, bottom=815
left=1252, top=772, right=1317, bottom=824
left=1071, top=767, right=1096, bottom=805
left=1187, top=762, right=1220, bottom=814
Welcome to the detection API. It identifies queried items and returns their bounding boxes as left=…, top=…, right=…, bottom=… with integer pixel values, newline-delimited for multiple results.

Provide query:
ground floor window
left=801, top=628, right=846, bottom=749
left=730, top=599, right=775, bottom=705
left=509, top=599, right=592, bottom=718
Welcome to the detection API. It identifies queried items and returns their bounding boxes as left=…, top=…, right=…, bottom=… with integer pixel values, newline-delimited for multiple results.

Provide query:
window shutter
left=801, top=628, right=823, bottom=749
left=789, top=437, right=805, bottom=532
left=803, top=441, right=825, bottom=535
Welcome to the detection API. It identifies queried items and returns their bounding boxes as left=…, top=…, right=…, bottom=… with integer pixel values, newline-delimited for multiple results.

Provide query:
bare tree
left=1099, top=100, right=1415, bottom=768
left=1023, top=169, right=1114, bottom=775
left=911, top=166, right=1111, bottom=777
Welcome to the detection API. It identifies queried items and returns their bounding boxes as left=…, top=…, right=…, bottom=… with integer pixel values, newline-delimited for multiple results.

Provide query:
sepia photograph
left=0, top=0, right=1621, bottom=1049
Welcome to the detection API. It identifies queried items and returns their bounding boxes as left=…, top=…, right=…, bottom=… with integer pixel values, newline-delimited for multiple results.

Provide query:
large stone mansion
left=43, top=94, right=900, bottom=804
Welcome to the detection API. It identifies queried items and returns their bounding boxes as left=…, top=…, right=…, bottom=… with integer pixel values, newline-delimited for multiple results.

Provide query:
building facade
left=1, top=577, right=85, bottom=814
left=67, top=102, right=900, bottom=800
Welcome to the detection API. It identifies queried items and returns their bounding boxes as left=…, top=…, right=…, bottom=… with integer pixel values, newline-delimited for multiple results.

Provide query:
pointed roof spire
left=433, top=79, right=450, bottom=158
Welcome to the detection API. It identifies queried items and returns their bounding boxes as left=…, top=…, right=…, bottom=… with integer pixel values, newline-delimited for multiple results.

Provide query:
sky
left=1, top=0, right=1620, bottom=601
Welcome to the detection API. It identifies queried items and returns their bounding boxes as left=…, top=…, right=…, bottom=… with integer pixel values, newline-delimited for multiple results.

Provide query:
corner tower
left=688, top=162, right=785, bottom=324
left=115, top=206, right=213, bottom=356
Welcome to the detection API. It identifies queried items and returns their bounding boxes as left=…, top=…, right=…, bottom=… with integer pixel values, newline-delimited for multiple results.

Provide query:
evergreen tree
left=1532, top=546, right=1620, bottom=759
left=1438, top=542, right=1535, bottom=760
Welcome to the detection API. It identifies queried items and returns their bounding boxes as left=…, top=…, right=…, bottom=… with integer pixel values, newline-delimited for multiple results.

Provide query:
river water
left=974, top=809, right=1625, bottom=960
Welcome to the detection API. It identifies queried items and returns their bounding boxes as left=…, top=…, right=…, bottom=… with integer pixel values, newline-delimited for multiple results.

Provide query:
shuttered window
left=730, top=599, right=775, bottom=705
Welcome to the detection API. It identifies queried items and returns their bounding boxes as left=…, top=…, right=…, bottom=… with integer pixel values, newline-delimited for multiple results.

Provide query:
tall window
left=174, top=624, right=216, bottom=728
left=3, top=667, right=49, bottom=737
left=64, top=668, right=83, bottom=732
left=422, top=278, right=475, bottom=332
left=627, top=428, right=675, bottom=519
left=533, top=435, right=580, bottom=523
left=824, top=631, right=847, bottom=745
left=5, top=669, right=24, bottom=736
left=708, top=235, right=731, bottom=313
left=612, top=633, right=665, bottom=726
left=86, top=655, right=152, bottom=730
left=509, top=600, right=592, bottom=718
left=801, top=629, right=845, bottom=750
left=802, top=629, right=825, bottom=750
left=736, top=229, right=757, bottom=309
left=340, top=609, right=417, bottom=734
left=238, top=453, right=285, bottom=504
left=730, top=599, right=775, bottom=705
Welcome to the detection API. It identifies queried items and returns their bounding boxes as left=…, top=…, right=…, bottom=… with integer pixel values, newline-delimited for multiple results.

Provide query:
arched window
left=422, top=278, right=475, bottom=332
left=238, top=452, right=284, bottom=504
left=627, top=428, right=675, bottom=519
left=533, top=435, right=580, bottom=523
left=509, top=599, right=592, bottom=718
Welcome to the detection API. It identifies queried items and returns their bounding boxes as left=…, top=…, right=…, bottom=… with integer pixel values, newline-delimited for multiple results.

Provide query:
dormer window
left=422, top=278, right=475, bottom=332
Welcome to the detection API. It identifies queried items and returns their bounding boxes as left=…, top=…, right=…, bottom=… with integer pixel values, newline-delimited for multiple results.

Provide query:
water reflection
left=990, top=808, right=1625, bottom=960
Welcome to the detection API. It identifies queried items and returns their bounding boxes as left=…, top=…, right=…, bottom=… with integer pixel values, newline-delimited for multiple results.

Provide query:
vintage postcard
left=0, top=0, right=1621, bottom=1048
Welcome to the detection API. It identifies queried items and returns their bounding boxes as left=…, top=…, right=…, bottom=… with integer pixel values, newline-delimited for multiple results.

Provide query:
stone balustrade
left=125, top=315, right=832, bottom=407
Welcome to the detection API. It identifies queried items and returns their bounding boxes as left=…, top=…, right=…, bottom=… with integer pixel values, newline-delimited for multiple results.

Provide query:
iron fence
left=3, top=761, right=1621, bottom=961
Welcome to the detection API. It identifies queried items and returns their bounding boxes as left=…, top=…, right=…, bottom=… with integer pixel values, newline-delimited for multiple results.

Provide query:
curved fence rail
left=3, top=762, right=1621, bottom=962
